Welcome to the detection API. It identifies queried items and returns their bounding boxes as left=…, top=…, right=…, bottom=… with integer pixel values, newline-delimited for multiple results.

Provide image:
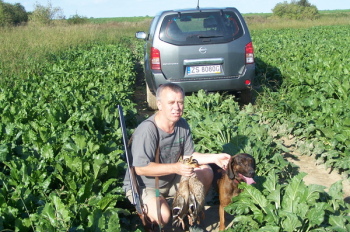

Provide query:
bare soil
left=281, top=135, right=350, bottom=203
left=133, top=67, right=155, bottom=124
left=132, top=72, right=350, bottom=231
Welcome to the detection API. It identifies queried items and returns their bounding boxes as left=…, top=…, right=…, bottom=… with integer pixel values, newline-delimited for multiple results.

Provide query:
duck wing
left=172, top=175, right=190, bottom=230
left=188, top=174, right=205, bottom=226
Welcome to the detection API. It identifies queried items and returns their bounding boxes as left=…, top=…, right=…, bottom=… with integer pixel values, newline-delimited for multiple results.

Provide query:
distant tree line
left=272, top=0, right=319, bottom=19
left=1, top=0, right=320, bottom=27
left=0, top=0, right=28, bottom=26
left=0, top=0, right=88, bottom=27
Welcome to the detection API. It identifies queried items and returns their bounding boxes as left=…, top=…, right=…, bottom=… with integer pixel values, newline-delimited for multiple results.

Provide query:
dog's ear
left=252, top=157, right=256, bottom=170
left=227, top=156, right=235, bottom=180
left=248, top=154, right=256, bottom=170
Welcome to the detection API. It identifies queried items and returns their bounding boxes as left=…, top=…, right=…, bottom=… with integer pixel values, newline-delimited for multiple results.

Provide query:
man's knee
left=145, top=196, right=171, bottom=225
left=195, top=164, right=213, bottom=193
left=196, top=164, right=214, bottom=180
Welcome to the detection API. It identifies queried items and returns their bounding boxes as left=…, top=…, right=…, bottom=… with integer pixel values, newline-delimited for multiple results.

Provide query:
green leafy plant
left=253, top=26, right=350, bottom=176
left=225, top=172, right=350, bottom=231
left=0, top=42, right=139, bottom=231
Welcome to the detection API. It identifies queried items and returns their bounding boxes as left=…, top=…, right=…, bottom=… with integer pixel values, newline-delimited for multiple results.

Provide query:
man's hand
left=191, top=152, right=231, bottom=170
left=214, top=153, right=231, bottom=170
left=176, top=162, right=195, bottom=176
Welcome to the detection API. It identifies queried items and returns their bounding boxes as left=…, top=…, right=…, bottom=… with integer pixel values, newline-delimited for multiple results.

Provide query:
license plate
left=187, top=65, right=221, bottom=75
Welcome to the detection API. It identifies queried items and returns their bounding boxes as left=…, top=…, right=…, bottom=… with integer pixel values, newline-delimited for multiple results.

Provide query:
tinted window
left=159, top=11, right=243, bottom=45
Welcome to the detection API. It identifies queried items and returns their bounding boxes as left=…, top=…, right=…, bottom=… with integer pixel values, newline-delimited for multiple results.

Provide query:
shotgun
left=117, top=105, right=143, bottom=215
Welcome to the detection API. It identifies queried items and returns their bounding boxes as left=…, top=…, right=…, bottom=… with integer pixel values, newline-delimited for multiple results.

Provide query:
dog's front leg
left=219, top=204, right=226, bottom=231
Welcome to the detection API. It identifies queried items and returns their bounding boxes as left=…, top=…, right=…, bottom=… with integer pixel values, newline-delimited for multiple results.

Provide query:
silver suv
left=136, top=7, right=255, bottom=109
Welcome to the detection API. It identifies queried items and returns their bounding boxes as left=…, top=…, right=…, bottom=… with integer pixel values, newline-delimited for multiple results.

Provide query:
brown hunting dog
left=217, top=153, right=256, bottom=231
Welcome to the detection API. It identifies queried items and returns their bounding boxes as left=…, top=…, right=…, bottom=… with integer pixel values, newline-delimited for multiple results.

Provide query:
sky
left=4, top=0, right=350, bottom=18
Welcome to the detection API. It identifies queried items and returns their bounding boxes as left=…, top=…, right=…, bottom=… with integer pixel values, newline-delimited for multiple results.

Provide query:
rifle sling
left=138, top=120, right=163, bottom=231
left=155, top=153, right=162, bottom=230
left=149, top=120, right=163, bottom=230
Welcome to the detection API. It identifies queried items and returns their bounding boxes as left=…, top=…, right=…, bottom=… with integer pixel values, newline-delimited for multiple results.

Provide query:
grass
left=0, top=10, right=349, bottom=82
left=0, top=20, right=150, bottom=80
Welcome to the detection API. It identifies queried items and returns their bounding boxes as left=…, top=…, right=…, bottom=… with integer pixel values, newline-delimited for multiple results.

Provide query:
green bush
left=0, top=1, right=28, bottom=26
left=272, top=1, right=319, bottom=20
left=29, top=2, right=63, bottom=25
left=67, top=14, right=89, bottom=25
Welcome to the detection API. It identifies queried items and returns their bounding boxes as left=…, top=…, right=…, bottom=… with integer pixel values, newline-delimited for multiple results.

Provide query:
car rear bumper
left=147, top=64, right=255, bottom=93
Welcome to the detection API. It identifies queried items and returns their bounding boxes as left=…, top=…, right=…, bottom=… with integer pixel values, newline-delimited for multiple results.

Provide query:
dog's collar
left=228, top=173, right=241, bottom=184
left=228, top=172, right=241, bottom=184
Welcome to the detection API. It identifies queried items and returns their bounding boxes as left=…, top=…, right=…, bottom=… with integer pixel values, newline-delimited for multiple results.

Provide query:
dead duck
left=172, top=175, right=190, bottom=229
left=172, top=156, right=203, bottom=229
left=188, top=172, right=205, bottom=226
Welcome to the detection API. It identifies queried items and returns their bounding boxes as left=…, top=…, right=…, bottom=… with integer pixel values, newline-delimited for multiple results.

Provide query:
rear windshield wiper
left=198, top=35, right=224, bottom=38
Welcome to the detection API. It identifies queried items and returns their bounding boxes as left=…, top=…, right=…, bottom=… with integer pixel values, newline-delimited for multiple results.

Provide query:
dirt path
left=281, top=136, right=350, bottom=203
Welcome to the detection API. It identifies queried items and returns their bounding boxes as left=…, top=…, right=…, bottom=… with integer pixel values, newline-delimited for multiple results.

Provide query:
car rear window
left=159, top=11, right=244, bottom=45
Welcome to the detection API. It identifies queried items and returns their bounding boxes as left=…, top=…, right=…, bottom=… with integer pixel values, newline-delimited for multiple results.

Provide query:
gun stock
left=118, top=105, right=143, bottom=215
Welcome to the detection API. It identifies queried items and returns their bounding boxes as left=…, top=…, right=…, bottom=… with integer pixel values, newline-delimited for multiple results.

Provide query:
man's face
left=157, top=88, right=184, bottom=123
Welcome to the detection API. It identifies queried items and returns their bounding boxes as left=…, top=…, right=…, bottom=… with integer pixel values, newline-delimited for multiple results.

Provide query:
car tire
left=146, top=83, right=158, bottom=110
left=239, top=89, right=252, bottom=105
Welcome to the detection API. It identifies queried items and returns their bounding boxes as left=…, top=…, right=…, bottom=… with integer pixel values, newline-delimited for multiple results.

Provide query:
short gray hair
left=156, top=83, right=184, bottom=101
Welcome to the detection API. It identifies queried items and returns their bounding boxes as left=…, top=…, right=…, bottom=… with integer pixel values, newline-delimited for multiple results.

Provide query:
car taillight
left=245, top=42, right=254, bottom=64
left=151, top=47, right=161, bottom=70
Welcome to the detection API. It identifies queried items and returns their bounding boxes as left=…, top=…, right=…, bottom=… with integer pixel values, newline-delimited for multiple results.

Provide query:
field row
left=253, top=25, right=350, bottom=176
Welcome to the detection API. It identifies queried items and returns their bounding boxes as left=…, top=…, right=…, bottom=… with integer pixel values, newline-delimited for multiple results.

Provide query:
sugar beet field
left=0, top=24, right=349, bottom=231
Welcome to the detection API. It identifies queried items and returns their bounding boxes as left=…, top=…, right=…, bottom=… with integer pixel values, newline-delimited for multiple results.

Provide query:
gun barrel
left=118, top=105, right=143, bottom=215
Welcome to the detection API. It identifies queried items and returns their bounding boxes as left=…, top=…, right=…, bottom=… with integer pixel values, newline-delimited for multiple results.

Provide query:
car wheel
left=239, top=89, right=252, bottom=105
left=146, top=83, right=158, bottom=110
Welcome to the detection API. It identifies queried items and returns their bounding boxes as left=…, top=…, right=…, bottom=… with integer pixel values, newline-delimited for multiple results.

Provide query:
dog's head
left=227, top=153, right=256, bottom=185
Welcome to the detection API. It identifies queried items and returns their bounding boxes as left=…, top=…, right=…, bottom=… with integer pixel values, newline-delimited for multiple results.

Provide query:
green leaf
left=67, top=176, right=77, bottom=191
left=41, top=143, right=54, bottom=159
left=0, top=144, right=8, bottom=162
left=88, top=208, right=104, bottom=230
left=51, top=194, right=70, bottom=223
left=306, top=202, right=327, bottom=227
left=267, top=187, right=282, bottom=210
left=93, top=158, right=105, bottom=180
left=335, top=133, right=347, bottom=142
left=87, top=140, right=100, bottom=154
left=305, top=184, right=325, bottom=204
left=258, top=225, right=280, bottom=232
left=296, top=202, right=309, bottom=219
left=55, top=162, right=64, bottom=182
left=63, top=142, right=79, bottom=152
left=329, top=215, right=348, bottom=231
left=282, top=173, right=307, bottom=213
left=42, top=203, right=56, bottom=225
left=102, top=178, right=117, bottom=194
left=78, top=177, right=94, bottom=203
left=71, top=156, right=83, bottom=176
left=72, top=134, right=87, bottom=152
left=239, top=184, right=268, bottom=212
left=98, top=195, right=118, bottom=211
left=263, top=171, right=279, bottom=194
left=327, top=180, right=345, bottom=211
left=280, top=211, right=302, bottom=232
left=106, top=212, right=121, bottom=232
